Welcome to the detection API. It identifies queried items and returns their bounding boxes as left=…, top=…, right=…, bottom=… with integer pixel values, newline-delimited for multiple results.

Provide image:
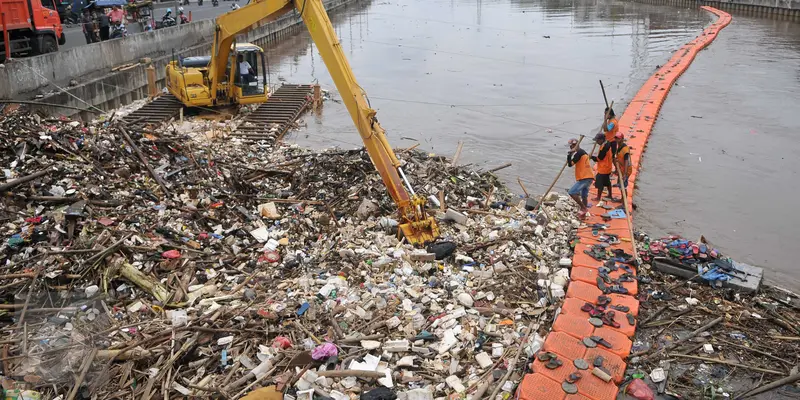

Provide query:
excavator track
left=120, top=95, right=184, bottom=128
left=233, top=84, right=313, bottom=141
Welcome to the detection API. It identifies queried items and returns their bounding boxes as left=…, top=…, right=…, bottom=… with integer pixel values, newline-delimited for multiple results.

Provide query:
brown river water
left=260, top=0, right=800, bottom=291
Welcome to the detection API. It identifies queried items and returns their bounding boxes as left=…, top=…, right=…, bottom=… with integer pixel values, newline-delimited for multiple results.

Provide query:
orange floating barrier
left=574, top=370, right=619, bottom=400
left=531, top=357, right=576, bottom=386
left=592, top=326, right=633, bottom=358
left=525, top=7, right=731, bottom=399
left=517, top=373, right=566, bottom=400
left=566, top=280, right=603, bottom=304
left=542, top=331, right=588, bottom=361
left=565, top=394, right=593, bottom=400
left=569, top=266, right=638, bottom=296
left=608, top=294, right=640, bottom=316
left=553, top=313, right=595, bottom=340
left=584, top=347, right=626, bottom=383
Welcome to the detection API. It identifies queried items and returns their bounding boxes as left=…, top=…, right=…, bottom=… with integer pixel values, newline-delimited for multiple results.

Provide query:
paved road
left=60, top=1, right=234, bottom=51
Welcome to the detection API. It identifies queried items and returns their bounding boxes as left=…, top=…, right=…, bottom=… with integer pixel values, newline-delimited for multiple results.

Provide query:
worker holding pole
left=603, top=107, right=619, bottom=142
left=615, top=132, right=632, bottom=189
left=566, top=138, right=594, bottom=218
left=591, top=132, right=615, bottom=203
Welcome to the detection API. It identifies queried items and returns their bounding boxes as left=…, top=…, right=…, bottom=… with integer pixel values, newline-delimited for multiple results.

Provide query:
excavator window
left=235, top=51, right=265, bottom=96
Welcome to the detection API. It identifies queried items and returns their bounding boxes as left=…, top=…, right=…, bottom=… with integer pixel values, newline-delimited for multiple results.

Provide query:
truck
left=0, top=0, right=66, bottom=61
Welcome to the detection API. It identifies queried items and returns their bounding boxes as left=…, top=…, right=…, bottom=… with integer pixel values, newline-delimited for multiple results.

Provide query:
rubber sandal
left=610, top=305, right=629, bottom=312
left=580, top=303, right=595, bottom=312
left=627, top=313, right=636, bottom=326
left=537, top=352, right=556, bottom=361
left=566, top=372, right=583, bottom=384
left=546, top=358, right=563, bottom=369
left=596, top=295, right=611, bottom=306
left=596, top=277, right=608, bottom=292
left=593, top=356, right=604, bottom=367
left=590, top=336, right=613, bottom=348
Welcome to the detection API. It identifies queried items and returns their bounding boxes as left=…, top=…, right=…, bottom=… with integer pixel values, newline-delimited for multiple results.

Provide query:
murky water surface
left=261, top=0, right=800, bottom=290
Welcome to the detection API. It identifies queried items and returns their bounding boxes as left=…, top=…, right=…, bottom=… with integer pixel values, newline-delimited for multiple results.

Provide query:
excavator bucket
left=399, top=216, right=439, bottom=245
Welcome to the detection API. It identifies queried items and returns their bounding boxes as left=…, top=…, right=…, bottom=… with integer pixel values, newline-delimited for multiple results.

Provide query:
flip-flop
left=596, top=277, right=608, bottom=292
left=566, top=372, right=583, bottom=384
left=593, top=356, right=604, bottom=367
left=537, top=352, right=556, bottom=361
left=590, top=336, right=613, bottom=348
left=610, top=305, right=630, bottom=312
left=596, top=295, right=611, bottom=306
left=546, top=358, right=563, bottom=369
left=581, top=303, right=595, bottom=312
left=627, top=313, right=636, bottom=326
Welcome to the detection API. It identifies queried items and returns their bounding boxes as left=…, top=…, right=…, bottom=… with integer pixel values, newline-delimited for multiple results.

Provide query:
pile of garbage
left=0, top=104, right=581, bottom=399
left=625, top=234, right=800, bottom=399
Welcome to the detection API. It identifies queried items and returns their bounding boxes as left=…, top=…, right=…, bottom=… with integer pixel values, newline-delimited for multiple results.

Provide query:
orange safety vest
left=597, top=143, right=613, bottom=174
left=574, top=152, right=593, bottom=181
left=616, top=143, right=631, bottom=176
left=605, top=118, right=619, bottom=142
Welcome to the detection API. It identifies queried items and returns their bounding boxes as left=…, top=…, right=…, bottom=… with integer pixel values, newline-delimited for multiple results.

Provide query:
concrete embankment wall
left=0, top=0, right=359, bottom=119
left=632, top=0, right=800, bottom=18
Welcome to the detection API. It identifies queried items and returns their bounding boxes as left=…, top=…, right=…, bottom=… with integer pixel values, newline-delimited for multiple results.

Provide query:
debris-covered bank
left=624, top=235, right=800, bottom=399
left=0, top=104, right=580, bottom=399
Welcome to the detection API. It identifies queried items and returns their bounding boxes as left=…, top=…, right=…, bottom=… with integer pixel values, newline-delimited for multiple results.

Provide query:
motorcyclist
left=110, top=21, right=127, bottom=38
left=162, top=8, right=176, bottom=26
left=231, top=2, right=239, bottom=9
left=178, top=7, right=189, bottom=24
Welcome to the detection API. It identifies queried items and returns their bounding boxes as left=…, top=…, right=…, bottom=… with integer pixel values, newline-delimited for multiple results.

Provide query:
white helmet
left=178, top=6, right=184, bottom=12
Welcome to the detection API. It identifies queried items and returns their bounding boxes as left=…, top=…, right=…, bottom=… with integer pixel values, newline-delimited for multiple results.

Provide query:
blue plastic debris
left=297, top=302, right=310, bottom=316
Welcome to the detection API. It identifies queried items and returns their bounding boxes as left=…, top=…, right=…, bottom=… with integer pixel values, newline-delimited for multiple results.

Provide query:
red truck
left=0, top=0, right=66, bottom=60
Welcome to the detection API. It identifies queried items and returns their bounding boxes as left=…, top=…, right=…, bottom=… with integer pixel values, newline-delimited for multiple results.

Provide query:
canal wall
left=516, top=7, right=733, bottom=399
left=0, top=0, right=362, bottom=119
left=632, top=0, right=800, bottom=18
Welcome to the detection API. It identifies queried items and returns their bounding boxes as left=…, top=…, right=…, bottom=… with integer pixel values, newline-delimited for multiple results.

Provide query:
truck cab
left=1, top=0, right=66, bottom=60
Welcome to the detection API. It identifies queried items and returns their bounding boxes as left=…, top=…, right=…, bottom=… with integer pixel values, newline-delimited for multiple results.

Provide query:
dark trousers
left=84, top=31, right=93, bottom=44
left=99, top=26, right=110, bottom=41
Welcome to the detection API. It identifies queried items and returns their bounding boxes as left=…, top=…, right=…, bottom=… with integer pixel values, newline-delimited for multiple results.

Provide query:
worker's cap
left=594, top=132, right=605, bottom=141
left=568, top=138, right=578, bottom=146
left=615, top=132, right=624, bottom=139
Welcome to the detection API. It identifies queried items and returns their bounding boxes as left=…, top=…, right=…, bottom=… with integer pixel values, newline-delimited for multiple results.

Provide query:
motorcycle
left=179, top=12, right=189, bottom=24
left=212, top=0, right=218, bottom=6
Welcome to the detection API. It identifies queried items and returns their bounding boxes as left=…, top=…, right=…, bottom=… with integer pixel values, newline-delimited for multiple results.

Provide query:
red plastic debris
left=626, top=379, right=655, bottom=400
left=25, top=216, right=43, bottom=224
left=272, top=336, right=292, bottom=349
left=161, top=249, right=181, bottom=259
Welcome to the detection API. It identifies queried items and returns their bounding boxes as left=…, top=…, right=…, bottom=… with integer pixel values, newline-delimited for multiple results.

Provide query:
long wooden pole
left=613, top=157, right=638, bottom=260
left=534, top=134, right=585, bottom=212
left=589, top=100, right=614, bottom=158
left=600, top=80, right=609, bottom=108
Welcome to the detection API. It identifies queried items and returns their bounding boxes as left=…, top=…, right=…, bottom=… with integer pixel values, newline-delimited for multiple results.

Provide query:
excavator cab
left=231, top=43, right=268, bottom=105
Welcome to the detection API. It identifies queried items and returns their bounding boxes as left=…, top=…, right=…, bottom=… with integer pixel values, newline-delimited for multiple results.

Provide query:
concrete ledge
left=626, top=0, right=800, bottom=18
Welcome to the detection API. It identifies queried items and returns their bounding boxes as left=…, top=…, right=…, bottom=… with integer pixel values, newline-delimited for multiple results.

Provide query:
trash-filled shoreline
left=0, top=103, right=581, bottom=399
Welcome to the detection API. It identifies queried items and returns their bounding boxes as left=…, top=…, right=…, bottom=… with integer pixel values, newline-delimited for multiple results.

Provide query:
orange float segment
left=565, top=394, right=594, bottom=400
left=566, top=280, right=603, bottom=304
left=569, top=266, right=639, bottom=297
left=531, top=357, right=577, bottom=385
left=542, top=331, right=588, bottom=361
left=608, top=294, right=639, bottom=316
left=553, top=313, right=596, bottom=340
left=516, top=373, right=566, bottom=400
left=574, top=369, right=619, bottom=400
left=592, top=326, right=634, bottom=358
left=584, top=347, right=627, bottom=384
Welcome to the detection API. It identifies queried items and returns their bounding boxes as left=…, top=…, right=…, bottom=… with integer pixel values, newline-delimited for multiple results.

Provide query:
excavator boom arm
left=208, top=0, right=438, bottom=244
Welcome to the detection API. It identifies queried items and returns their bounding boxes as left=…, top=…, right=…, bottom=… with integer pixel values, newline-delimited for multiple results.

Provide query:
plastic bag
left=311, top=342, right=338, bottom=360
left=271, top=336, right=292, bottom=349
left=626, top=379, right=655, bottom=400
left=360, top=387, right=397, bottom=400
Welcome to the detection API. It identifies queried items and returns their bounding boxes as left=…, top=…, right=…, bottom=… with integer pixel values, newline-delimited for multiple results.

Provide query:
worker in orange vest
left=614, top=132, right=632, bottom=189
left=567, top=138, right=594, bottom=218
left=591, top=132, right=614, bottom=202
left=603, top=107, right=619, bottom=142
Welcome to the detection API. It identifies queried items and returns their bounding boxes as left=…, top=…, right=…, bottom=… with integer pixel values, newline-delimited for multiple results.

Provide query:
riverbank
left=631, top=0, right=800, bottom=18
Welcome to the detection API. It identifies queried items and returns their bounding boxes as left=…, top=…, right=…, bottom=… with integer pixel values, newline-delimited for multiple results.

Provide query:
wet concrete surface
left=260, top=0, right=798, bottom=290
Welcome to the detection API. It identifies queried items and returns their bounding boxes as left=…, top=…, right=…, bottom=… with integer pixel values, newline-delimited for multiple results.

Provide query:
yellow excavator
left=165, top=0, right=438, bottom=244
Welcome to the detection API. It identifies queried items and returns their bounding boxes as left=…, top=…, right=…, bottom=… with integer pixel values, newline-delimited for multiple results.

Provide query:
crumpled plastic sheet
left=698, top=266, right=731, bottom=282
left=311, top=342, right=339, bottom=360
